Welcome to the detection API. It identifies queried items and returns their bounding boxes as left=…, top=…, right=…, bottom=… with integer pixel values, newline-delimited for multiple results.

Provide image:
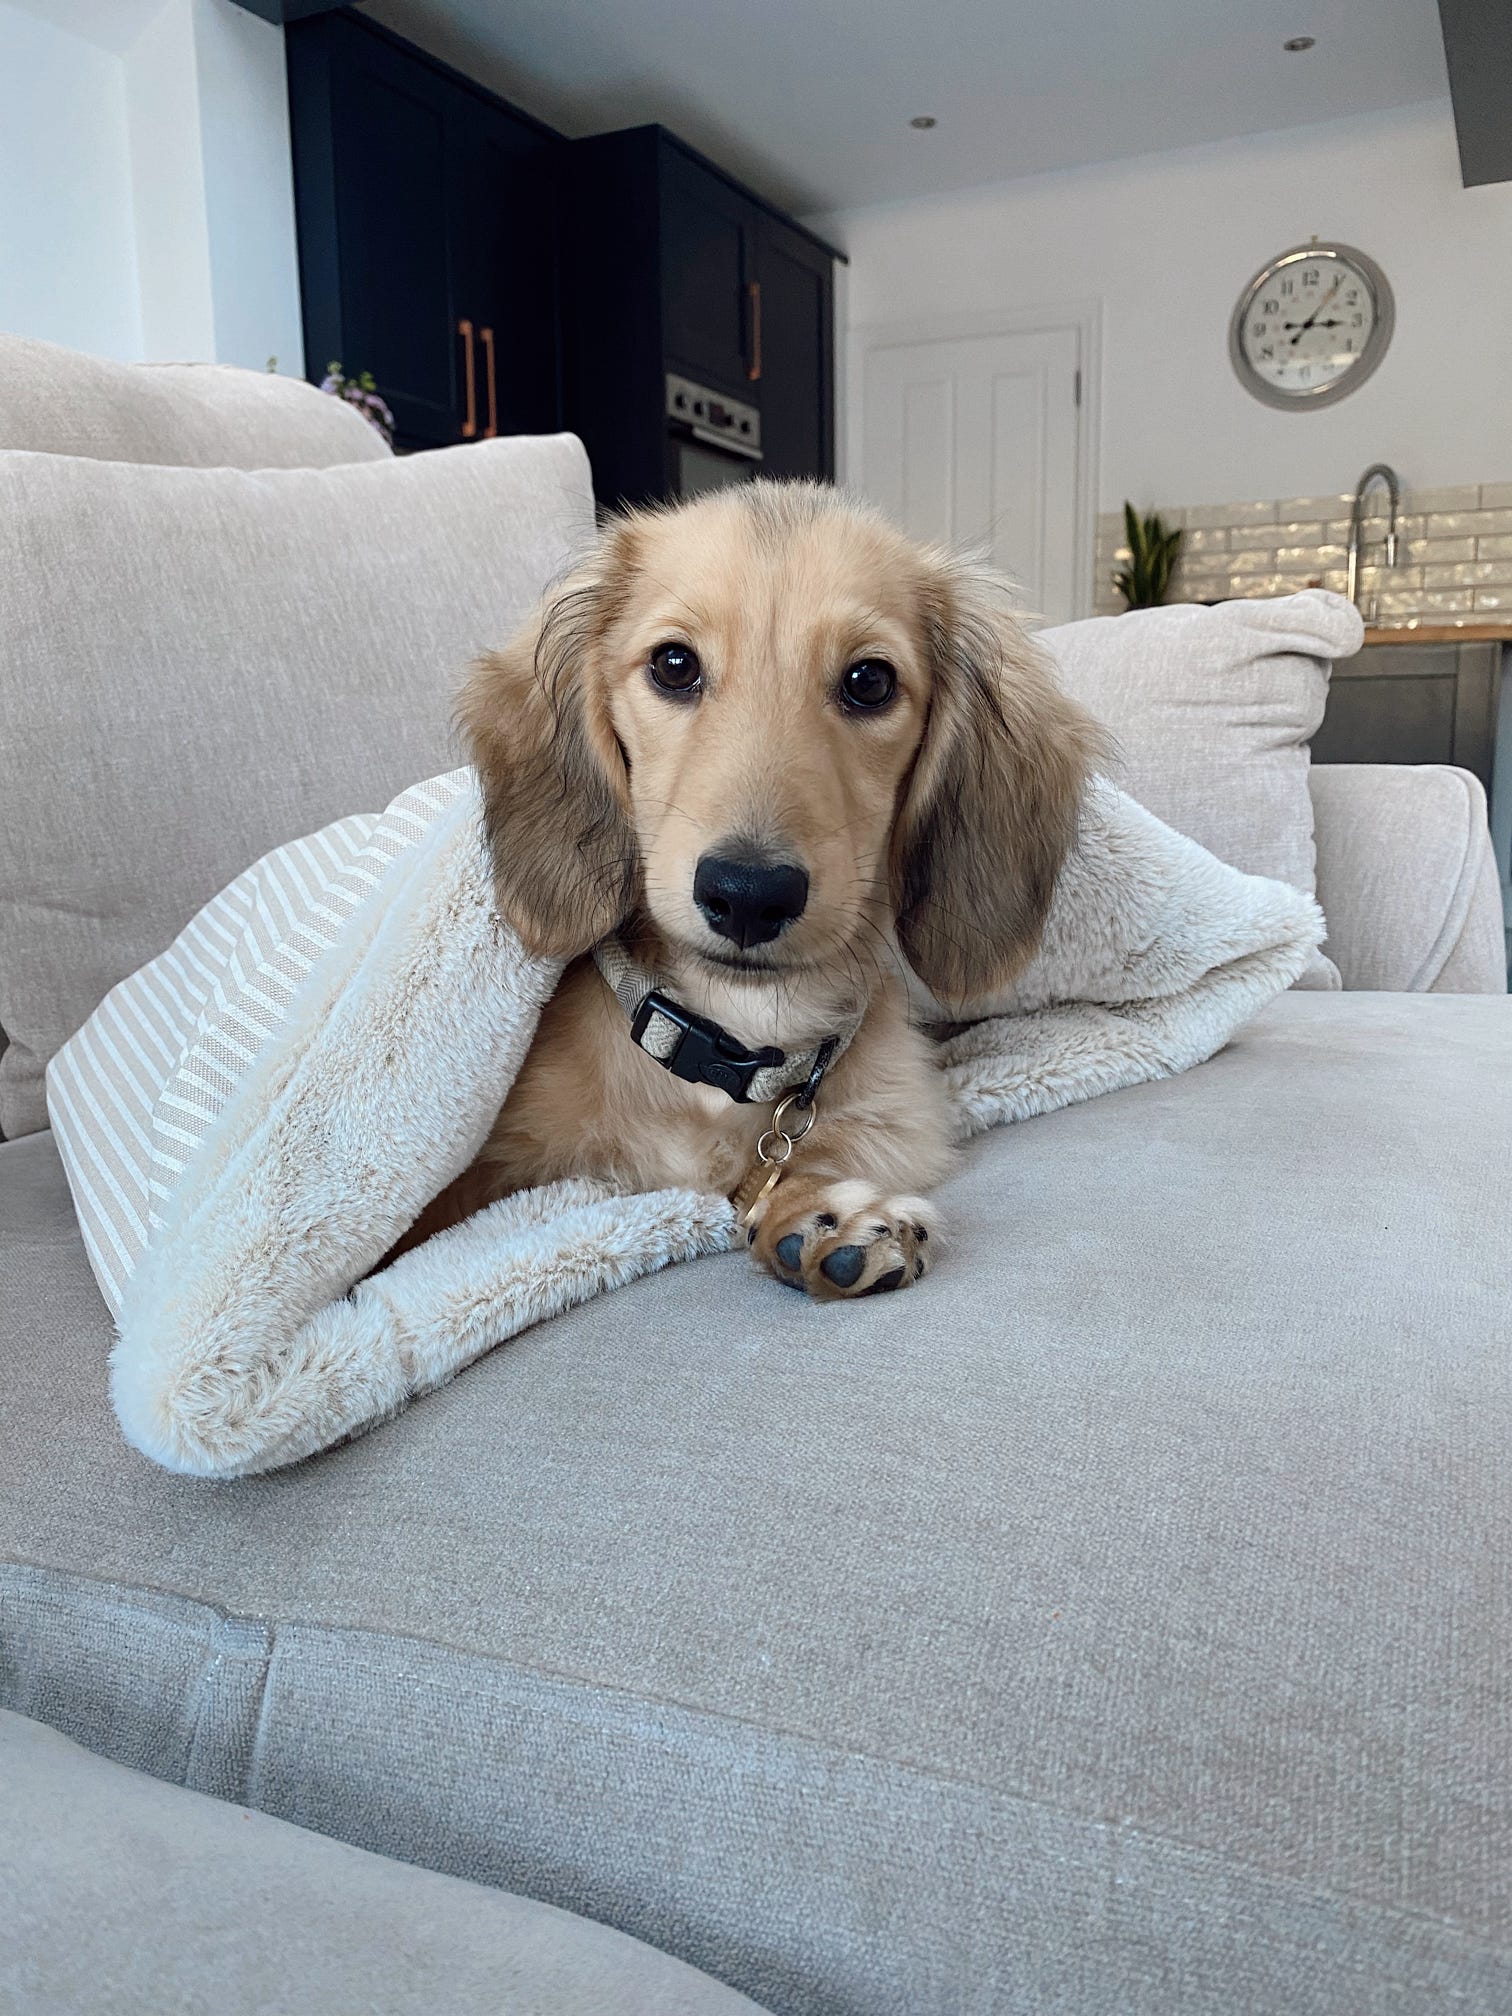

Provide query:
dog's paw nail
left=912, top=1223, right=929, bottom=1242
left=914, top=1257, right=925, bottom=1278
left=821, top=1244, right=866, bottom=1289
left=867, top=1266, right=907, bottom=1295
left=775, top=1232, right=804, bottom=1272
left=869, top=1222, right=890, bottom=1239
left=745, top=1226, right=756, bottom=1246
left=817, top=1212, right=837, bottom=1229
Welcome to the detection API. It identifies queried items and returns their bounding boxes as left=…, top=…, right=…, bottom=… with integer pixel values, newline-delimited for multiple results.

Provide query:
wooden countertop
left=1362, top=623, right=1512, bottom=645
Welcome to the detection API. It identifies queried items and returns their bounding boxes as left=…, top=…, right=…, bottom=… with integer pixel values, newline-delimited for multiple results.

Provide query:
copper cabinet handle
left=745, top=281, right=762, bottom=382
left=457, top=317, right=477, bottom=439
left=480, top=325, right=498, bottom=438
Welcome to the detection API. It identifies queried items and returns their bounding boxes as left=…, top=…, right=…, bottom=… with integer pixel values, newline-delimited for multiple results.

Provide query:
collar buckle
left=630, top=990, right=784, bottom=1104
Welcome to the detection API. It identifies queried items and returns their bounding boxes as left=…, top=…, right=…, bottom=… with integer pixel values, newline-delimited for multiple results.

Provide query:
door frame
left=845, top=299, right=1102, bottom=621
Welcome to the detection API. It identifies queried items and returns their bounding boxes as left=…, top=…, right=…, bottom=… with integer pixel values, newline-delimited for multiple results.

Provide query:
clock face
left=1229, top=244, right=1394, bottom=410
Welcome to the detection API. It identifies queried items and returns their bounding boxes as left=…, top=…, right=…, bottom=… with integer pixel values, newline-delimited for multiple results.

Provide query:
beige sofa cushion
left=0, top=1710, right=765, bottom=2015
left=0, top=435, right=593, bottom=1137
left=0, top=332, right=391, bottom=467
left=1310, top=764, right=1507, bottom=992
left=1038, top=592, right=1363, bottom=984
left=5, top=991, right=1511, bottom=2011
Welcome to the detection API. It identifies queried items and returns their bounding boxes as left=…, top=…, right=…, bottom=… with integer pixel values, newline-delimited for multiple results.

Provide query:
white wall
left=0, top=1, right=142, bottom=359
left=124, top=0, right=216, bottom=360
left=186, top=0, right=304, bottom=371
left=0, top=0, right=303, bottom=372
left=818, top=100, right=1512, bottom=511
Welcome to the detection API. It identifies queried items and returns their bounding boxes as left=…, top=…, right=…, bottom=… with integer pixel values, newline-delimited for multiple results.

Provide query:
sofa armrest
left=1309, top=764, right=1507, bottom=993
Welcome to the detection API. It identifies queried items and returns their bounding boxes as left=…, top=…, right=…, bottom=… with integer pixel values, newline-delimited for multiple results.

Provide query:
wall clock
left=1228, top=241, right=1394, bottom=410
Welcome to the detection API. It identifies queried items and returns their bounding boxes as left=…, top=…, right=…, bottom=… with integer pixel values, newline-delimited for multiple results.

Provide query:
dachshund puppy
left=413, top=481, right=1101, bottom=1298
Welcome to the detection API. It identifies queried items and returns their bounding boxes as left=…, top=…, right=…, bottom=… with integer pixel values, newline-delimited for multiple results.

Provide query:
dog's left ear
left=458, top=524, right=641, bottom=959
left=893, top=557, right=1106, bottom=1005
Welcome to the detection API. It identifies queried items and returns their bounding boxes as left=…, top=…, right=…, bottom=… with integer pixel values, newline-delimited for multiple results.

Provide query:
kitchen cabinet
left=1313, top=635, right=1502, bottom=789
left=285, top=12, right=561, bottom=451
left=753, top=224, right=833, bottom=482
left=563, top=126, right=839, bottom=508
left=285, top=23, right=837, bottom=494
left=660, top=145, right=753, bottom=396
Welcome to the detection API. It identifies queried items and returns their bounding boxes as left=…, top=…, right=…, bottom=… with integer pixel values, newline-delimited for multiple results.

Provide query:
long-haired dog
left=408, top=481, right=1102, bottom=1299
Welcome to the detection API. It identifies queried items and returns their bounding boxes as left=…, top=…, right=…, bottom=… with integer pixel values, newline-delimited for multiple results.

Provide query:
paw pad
left=820, top=1244, right=866, bottom=1289
left=775, top=1232, right=804, bottom=1273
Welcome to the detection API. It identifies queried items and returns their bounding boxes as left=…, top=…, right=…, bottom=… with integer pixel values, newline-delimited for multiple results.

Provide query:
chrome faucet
left=1346, top=462, right=1402, bottom=622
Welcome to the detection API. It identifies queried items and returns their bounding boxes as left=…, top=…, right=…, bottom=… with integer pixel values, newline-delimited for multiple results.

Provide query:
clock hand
left=1289, top=275, right=1344, bottom=346
left=1284, top=318, right=1344, bottom=330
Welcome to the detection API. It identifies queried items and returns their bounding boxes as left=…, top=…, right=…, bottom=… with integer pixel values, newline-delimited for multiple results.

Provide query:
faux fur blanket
left=48, top=769, right=1322, bottom=1479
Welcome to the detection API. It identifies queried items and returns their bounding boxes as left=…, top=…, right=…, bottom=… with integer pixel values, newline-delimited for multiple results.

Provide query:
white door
left=860, top=319, right=1087, bottom=622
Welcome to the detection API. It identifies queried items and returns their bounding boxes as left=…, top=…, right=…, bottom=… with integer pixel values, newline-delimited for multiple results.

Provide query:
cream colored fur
left=94, top=769, right=1321, bottom=1478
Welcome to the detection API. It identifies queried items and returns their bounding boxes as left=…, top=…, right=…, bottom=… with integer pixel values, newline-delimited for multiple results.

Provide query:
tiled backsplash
left=1094, top=483, right=1512, bottom=625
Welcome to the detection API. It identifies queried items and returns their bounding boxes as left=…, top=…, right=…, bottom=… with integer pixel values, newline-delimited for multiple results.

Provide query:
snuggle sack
left=48, top=769, right=1322, bottom=1479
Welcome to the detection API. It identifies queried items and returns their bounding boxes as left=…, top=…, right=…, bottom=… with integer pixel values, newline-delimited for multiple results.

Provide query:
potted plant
left=1114, top=503, right=1182, bottom=610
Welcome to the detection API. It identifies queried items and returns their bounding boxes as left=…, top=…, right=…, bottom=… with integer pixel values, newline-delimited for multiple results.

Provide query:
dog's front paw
left=749, top=1178, right=938, bottom=1301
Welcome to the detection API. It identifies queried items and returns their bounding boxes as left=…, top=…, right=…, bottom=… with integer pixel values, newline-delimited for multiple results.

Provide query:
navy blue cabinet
left=563, top=126, right=838, bottom=508
left=750, top=222, right=834, bottom=484
left=660, top=144, right=754, bottom=398
left=286, top=13, right=560, bottom=451
left=285, top=23, right=836, bottom=496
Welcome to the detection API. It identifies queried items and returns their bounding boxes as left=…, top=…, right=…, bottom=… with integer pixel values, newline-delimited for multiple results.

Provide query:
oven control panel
left=666, top=373, right=762, bottom=459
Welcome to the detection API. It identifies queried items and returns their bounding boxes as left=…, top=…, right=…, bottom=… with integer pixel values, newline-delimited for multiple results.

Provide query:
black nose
left=693, top=852, right=809, bottom=950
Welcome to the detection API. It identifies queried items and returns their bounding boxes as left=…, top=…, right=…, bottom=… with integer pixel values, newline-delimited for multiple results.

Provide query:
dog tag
left=733, top=1160, right=784, bottom=1227
left=733, top=1087, right=823, bottom=1229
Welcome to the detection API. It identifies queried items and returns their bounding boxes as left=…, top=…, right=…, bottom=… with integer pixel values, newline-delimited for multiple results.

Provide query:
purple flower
left=319, top=362, right=394, bottom=446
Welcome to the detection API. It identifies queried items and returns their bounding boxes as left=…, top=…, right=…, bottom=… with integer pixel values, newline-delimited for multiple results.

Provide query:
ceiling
left=360, top=0, right=1448, bottom=218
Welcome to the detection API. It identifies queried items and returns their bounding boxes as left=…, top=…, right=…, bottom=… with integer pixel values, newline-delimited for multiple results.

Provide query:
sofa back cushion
left=0, top=333, right=391, bottom=468
left=0, top=435, right=594, bottom=1137
left=1037, top=593, right=1363, bottom=985
left=1040, top=588, right=1362, bottom=887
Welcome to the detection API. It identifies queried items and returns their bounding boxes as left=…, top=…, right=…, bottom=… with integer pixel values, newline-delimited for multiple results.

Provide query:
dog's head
left=461, top=482, right=1103, bottom=1005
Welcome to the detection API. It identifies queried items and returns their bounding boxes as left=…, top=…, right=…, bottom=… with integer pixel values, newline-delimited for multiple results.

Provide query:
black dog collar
left=591, top=936, right=857, bottom=1105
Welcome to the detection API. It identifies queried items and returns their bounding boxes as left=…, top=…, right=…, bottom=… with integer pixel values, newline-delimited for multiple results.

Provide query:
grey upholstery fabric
left=1039, top=591, right=1363, bottom=988
left=4, top=991, right=1510, bottom=2015
left=0, top=1710, right=765, bottom=2016
left=1310, top=764, right=1507, bottom=993
left=0, top=332, right=391, bottom=467
left=0, top=434, right=593, bottom=1136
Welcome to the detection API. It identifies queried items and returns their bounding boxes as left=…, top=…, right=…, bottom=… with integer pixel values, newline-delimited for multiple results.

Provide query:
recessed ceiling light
left=910, top=115, right=937, bottom=129
left=1283, top=34, right=1315, bottom=51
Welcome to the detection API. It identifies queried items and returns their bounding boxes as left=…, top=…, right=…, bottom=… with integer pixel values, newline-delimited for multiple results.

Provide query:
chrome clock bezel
left=1228, top=242, right=1395, bottom=412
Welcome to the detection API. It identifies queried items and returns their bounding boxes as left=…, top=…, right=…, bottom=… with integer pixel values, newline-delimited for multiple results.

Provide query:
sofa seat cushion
left=0, top=1710, right=764, bottom=2015
left=3, top=992, right=1510, bottom=2014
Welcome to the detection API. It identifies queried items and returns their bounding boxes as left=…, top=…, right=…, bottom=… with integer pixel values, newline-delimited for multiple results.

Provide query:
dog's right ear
left=458, top=535, right=638, bottom=959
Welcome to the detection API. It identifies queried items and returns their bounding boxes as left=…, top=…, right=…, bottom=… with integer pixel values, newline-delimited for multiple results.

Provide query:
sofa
left=2, top=334, right=1508, bottom=2015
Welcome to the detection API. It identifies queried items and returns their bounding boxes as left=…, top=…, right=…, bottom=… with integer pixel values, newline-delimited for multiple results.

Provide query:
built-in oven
left=666, top=372, right=762, bottom=497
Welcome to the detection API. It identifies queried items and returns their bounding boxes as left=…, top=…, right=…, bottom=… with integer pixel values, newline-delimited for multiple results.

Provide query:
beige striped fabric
left=46, top=772, right=468, bottom=1315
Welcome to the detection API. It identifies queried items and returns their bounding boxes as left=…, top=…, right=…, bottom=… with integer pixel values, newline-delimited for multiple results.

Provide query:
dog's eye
left=840, top=659, right=897, bottom=711
left=648, top=642, right=702, bottom=696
